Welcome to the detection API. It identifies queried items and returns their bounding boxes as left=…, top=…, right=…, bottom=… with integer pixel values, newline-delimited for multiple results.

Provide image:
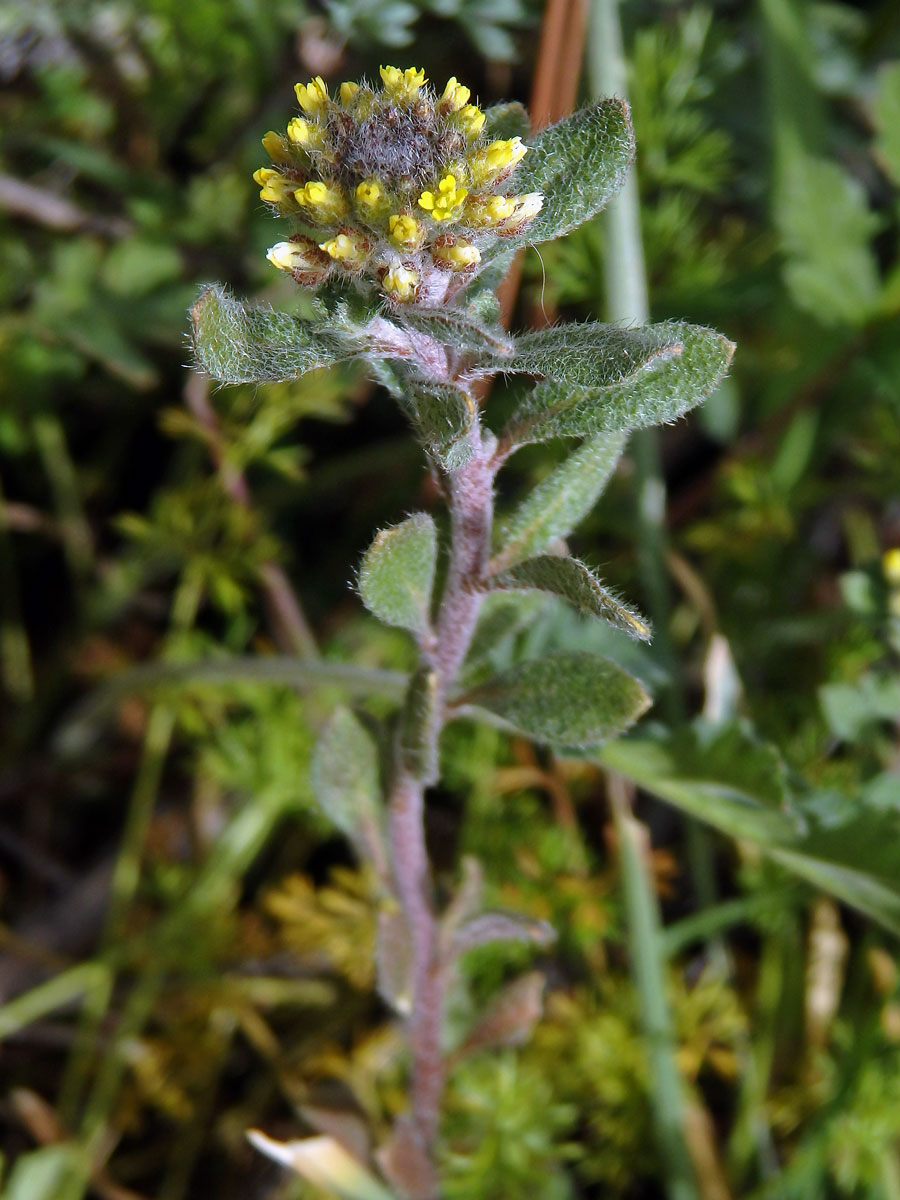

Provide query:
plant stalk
left=387, top=426, right=495, bottom=1191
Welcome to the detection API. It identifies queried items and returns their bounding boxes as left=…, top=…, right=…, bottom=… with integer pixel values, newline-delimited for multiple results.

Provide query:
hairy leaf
left=502, top=321, right=734, bottom=446
left=493, top=433, right=625, bottom=568
left=373, top=360, right=476, bottom=471
left=456, top=972, right=547, bottom=1058
left=358, top=513, right=437, bottom=635
left=398, top=665, right=441, bottom=783
left=190, top=285, right=341, bottom=384
left=489, top=100, right=635, bottom=254
left=451, top=911, right=556, bottom=956
left=312, top=708, right=385, bottom=867
left=397, top=306, right=514, bottom=361
left=488, top=555, right=651, bottom=642
left=458, top=652, right=651, bottom=747
left=483, top=100, right=531, bottom=141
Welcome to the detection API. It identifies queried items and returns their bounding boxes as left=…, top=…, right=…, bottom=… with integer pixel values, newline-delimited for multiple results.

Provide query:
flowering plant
left=192, top=65, right=733, bottom=1200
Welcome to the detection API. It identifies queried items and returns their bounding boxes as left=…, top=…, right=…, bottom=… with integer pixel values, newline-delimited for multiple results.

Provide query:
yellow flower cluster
left=253, top=66, right=543, bottom=303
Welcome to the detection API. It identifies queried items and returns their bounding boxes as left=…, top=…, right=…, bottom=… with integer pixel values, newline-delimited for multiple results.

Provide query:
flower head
left=253, top=66, right=542, bottom=305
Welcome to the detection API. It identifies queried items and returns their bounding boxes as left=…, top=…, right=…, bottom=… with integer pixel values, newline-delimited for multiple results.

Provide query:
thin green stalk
left=59, top=569, right=203, bottom=1124
left=608, top=774, right=699, bottom=1200
left=0, top=962, right=111, bottom=1040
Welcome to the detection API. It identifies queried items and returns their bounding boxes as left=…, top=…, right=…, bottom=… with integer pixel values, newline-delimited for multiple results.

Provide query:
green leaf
left=502, top=321, right=734, bottom=446
left=874, top=63, right=900, bottom=187
left=457, top=651, right=651, bottom=747
left=597, top=723, right=900, bottom=936
left=1, top=1145, right=88, bottom=1200
left=190, top=285, right=341, bottom=384
left=396, top=306, right=514, bottom=361
left=489, top=100, right=635, bottom=254
left=358, top=513, right=437, bottom=635
left=483, top=100, right=531, bottom=141
left=493, top=433, right=625, bottom=568
left=398, top=665, right=441, bottom=783
left=311, top=707, right=385, bottom=863
left=372, top=360, right=476, bottom=471
left=597, top=723, right=797, bottom=845
left=777, top=155, right=881, bottom=326
left=450, top=912, right=556, bottom=956
left=820, top=672, right=900, bottom=742
left=488, top=555, right=651, bottom=642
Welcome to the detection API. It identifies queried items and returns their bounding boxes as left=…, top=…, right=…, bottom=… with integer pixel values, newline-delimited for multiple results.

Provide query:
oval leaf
left=457, top=652, right=651, bottom=747
left=488, top=555, right=651, bottom=642
left=487, top=100, right=635, bottom=255
left=191, top=285, right=340, bottom=384
left=493, top=432, right=625, bottom=569
left=502, top=321, right=735, bottom=446
left=358, top=513, right=437, bottom=635
left=311, top=708, right=385, bottom=866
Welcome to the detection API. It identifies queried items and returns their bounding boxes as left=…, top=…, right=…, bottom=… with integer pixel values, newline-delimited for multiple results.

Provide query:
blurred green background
left=1, top=0, right=900, bottom=1197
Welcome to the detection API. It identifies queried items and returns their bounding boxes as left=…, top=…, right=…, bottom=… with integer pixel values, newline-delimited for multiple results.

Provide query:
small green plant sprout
left=192, top=64, right=734, bottom=1200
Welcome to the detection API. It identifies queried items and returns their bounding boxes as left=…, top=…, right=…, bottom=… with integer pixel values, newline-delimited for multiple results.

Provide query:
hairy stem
left=387, top=427, right=495, bottom=1189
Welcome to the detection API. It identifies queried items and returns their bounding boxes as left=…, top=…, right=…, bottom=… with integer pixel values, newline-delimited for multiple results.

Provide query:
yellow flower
left=884, top=548, right=900, bottom=586
left=389, top=213, right=425, bottom=249
left=319, top=232, right=370, bottom=266
left=254, top=168, right=297, bottom=206
left=418, top=173, right=468, bottom=222
left=433, top=240, right=481, bottom=270
left=469, top=136, right=528, bottom=185
left=267, top=239, right=325, bottom=272
left=261, top=131, right=292, bottom=164
left=295, top=180, right=347, bottom=221
left=465, top=194, right=516, bottom=227
left=380, top=65, right=427, bottom=101
left=455, top=104, right=485, bottom=140
left=339, top=81, right=360, bottom=106
left=355, top=179, right=385, bottom=211
left=382, top=265, right=419, bottom=301
left=294, top=76, right=329, bottom=116
left=440, top=77, right=471, bottom=113
left=286, top=117, right=325, bottom=151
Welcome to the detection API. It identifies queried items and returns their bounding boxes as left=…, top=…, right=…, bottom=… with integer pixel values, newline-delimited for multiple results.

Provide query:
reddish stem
left=386, top=428, right=496, bottom=1193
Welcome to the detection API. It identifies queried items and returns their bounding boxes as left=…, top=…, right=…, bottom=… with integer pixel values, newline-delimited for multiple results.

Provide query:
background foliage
left=1, top=0, right=900, bottom=1197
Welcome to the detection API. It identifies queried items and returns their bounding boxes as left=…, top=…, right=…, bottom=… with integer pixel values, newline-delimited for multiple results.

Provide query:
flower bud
left=294, top=76, right=329, bottom=116
left=295, top=180, right=348, bottom=222
left=389, top=213, right=425, bottom=249
left=439, top=77, right=471, bottom=113
left=432, top=239, right=481, bottom=270
left=266, top=237, right=331, bottom=282
left=261, top=131, right=292, bottom=164
left=455, top=104, right=485, bottom=140
left=319, top=231, right=371, bottom=267
left=379, top=65, right=426, bottom=101
left=286, top=117, right=325, bottom=151
left=254, top=168, right=298, bottom=207
left=469, top=137, right=528, bottom=186
left=382, top=265, right=419, bottom=301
